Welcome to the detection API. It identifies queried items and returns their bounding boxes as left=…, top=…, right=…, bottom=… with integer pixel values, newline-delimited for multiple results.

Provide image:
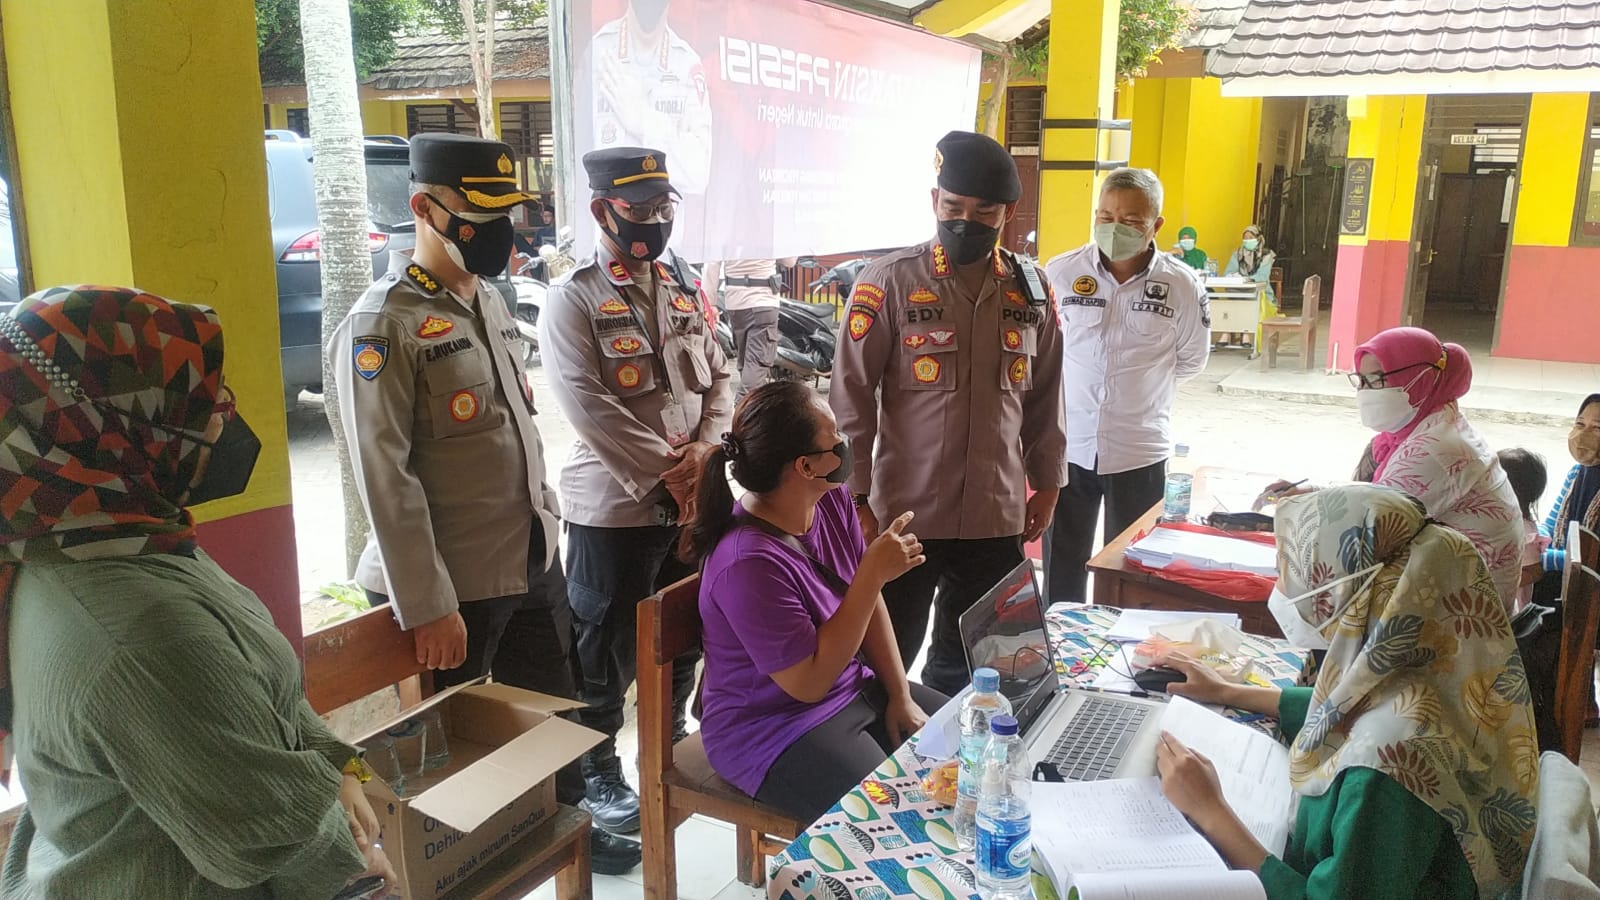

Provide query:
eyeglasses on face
left=607, top=197, right=678, bottom=223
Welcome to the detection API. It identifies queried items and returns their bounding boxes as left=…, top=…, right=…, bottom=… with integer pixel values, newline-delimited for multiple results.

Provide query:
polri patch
left=449, top=390, right=479, bottom=422
left=670, top=294, right=697, bottom=314
left=1006, top=289, right=1026, bottom=306
left=599, top=298, right=629, bottom=314
left=616, top=363, right=642, bottom=388
left=612, top=335, right=644, bottom=354
left=352, top=336, right=389, bottom=381
left=847, top=309, right=875, bottom=341
left=418, top=316, right=454, bottom=338
left=1003, top=328, right=1022, bottom=350
left=1009, top=356, right=1028, bottom=384
left=912, top=355, right=942, bottom=383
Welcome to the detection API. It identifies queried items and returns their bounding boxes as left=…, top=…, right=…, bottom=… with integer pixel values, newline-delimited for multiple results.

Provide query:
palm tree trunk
left=298, top=0, right=373, bottom=578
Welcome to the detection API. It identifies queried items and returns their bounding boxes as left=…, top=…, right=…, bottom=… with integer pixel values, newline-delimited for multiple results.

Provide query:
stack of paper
left=1106, top=609, right=1242, bottom=643
left=1159, top=696, right=1294, bottom=857
left=1125, top=528, right=1278, bottom=577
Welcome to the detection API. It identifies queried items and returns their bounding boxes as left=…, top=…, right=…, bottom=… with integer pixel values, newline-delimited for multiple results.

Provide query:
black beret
left=582, top=146, right=678, bottom=203
left=410, top=133, right=538, bottom=213
left=934, top=131, right=1021, bottom=205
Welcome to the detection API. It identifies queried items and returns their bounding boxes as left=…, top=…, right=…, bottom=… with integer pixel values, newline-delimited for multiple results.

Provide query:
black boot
left=588, top=827, right=641, bottom=876
left=582, top=767, right=641, bottom=835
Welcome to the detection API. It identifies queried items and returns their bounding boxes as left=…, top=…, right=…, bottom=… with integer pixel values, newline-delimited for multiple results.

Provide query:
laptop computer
left=958, top=560, right=1166, bottom=782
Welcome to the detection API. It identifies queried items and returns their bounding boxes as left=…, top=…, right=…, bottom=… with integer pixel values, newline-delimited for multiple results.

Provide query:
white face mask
left=1268, top=563, right=1384, bottom=650
left=1093, top=222, right=1150, bottom=262
left=1356, top=387, right=1418, bottom=432
left=1178, top=238, right=1196, bottom=251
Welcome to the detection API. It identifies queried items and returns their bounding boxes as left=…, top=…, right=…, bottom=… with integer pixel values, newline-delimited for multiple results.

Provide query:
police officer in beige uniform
left=329, top=134, right=641, bottom=873
left=541, top=147, right=733, bottom=834
left=830, top=131, right=1068, bottom=697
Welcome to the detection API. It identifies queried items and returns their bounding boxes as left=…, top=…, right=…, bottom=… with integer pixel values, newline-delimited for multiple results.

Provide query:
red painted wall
left=196, top=504, right=302, bottom=652
left=1326, top=240, right=1411, bottom=370
left=1498, top=245, right=1600, bottom=364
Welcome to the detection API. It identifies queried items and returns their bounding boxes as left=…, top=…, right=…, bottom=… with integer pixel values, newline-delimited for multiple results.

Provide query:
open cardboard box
left=355, top=680, right=601, bottom=900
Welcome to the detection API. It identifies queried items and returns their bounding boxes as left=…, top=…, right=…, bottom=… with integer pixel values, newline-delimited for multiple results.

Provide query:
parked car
left=267, top=132, right=519, bottom=406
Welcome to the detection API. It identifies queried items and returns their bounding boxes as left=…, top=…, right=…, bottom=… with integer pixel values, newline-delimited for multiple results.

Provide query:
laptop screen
left=957, top=560, right=1061, bottom=732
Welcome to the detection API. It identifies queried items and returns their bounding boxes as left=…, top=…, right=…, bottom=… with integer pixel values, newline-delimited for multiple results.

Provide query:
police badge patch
left=353, top=336, right=389, bottom=381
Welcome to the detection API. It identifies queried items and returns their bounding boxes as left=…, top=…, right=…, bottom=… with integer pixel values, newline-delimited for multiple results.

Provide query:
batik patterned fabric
left=0, top=286, right=224, bottom=728
left=1274, top=484, right=1539, bottom=896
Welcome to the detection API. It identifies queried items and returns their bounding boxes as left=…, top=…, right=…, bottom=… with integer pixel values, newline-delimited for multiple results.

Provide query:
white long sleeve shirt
left=1045, top=243, right=1211, bottom=475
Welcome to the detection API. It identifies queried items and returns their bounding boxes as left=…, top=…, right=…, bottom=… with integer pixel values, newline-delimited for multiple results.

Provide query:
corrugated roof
left=1209, top=0, right=1600, bottom=80
left=1185, top=0, right=1250, bottom=50
left=365, top=25, right=549, bottom=91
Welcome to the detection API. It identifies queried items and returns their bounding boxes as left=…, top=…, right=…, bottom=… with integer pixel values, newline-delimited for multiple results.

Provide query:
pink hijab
left=1354, top=327, right=1473, bottom=480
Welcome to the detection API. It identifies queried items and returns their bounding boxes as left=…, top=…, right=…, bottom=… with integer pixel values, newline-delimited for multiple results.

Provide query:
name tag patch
left=1061, top=296, right=1106, bottom=308
left=1131, top=301, right=1174, bottom=318
left=425, top=337, right=474, bottom=363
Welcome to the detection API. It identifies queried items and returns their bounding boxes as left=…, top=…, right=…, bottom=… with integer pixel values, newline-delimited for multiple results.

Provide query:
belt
left=724, top=276, right=778, bottom=288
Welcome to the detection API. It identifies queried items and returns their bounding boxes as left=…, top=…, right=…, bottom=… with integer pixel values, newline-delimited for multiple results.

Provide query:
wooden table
left=1086, top=468, right=1284, bottom=638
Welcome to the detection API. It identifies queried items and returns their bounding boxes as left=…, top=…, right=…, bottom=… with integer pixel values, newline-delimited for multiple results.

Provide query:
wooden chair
left=303, top=606, right=594, bottom=900
left=1269, top=265, right=1284, bottom=310
left=1554, top=522, right=1600, bottom=763
left=1261, top=274, right=1321, bottom=371
left=638, top=575, right=802, bottom=900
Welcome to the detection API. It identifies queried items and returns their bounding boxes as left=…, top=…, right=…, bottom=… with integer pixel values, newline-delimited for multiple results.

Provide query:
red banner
left=568, top=0, right=982, bottom=261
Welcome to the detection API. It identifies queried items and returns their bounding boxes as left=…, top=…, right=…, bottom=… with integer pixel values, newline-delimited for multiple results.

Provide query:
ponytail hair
left=678, top=380, right=823, bottom=563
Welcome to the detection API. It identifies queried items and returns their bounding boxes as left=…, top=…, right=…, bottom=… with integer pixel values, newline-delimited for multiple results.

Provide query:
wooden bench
left=303, top=605, right=594, bottom=900
left=637, top=575, right=801, bottom=900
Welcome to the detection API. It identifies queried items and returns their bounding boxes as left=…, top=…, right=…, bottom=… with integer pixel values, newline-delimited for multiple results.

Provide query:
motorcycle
left=507, top=228, right=578, bottom=365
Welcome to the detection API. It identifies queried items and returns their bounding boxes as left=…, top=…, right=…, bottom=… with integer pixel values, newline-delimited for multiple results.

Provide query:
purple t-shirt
left=698, top=486, right=875, bottom=795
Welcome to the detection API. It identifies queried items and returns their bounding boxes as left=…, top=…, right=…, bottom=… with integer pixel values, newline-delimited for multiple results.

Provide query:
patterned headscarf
left=1235, top=224, right=1268, bottom=276
left=0, top=286, right=225, bottom=730
left=1275, top=484, right=1538, bottom=894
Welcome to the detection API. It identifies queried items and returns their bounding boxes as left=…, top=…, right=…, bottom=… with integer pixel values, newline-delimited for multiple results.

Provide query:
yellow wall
left=269, top=96, right=551, bottom=140
left=1037, top=0, right=1119, bottom=258
left=7, top=0, right=290, bottom=521
left=1341, top=94, right=1426, bottom=247
left=1513, top=92, right=1590, bottom=247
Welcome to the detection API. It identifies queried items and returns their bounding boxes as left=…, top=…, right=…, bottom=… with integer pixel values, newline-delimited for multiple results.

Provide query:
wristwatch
left=342, top=756, right=374, bottom=784
left=852, top=493, right=871, bottom=509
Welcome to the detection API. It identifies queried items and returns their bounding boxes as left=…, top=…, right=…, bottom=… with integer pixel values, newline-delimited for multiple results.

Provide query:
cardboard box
left=356, top=681, right=601, bottom=900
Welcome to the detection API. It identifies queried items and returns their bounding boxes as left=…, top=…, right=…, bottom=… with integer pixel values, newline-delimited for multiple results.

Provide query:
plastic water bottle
left=1163, top=442, right=1193, bottom=521
left=953, top=668, right=1013, bottom=850
left=975, top=715, right=1032, bottom=900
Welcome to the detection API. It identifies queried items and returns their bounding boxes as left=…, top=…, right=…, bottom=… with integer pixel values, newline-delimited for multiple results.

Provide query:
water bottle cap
left=989, top=714, right=1019, bottom=736
left=1174, top=443, right=1190, bottom=456
left=972, top=667, right=1000, bottom=693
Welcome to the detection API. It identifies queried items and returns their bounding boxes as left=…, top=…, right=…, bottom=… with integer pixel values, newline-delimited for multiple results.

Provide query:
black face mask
left=186, top=415, right=263, bottom=505
left=602, top=213, right=673, bottom=262
left=433, top=206, right=514, bottom=277
left=810, top=438, right=853, bottom=485
left=937, top=218, right=1000, bottom=266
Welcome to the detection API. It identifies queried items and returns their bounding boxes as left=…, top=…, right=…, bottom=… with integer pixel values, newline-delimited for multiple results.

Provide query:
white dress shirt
left=1045, top=243, right=1211, bottom=475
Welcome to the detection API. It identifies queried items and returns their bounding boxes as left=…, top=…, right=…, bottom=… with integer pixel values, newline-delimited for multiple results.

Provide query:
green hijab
left=1175, top=226, right=1207, bottom=271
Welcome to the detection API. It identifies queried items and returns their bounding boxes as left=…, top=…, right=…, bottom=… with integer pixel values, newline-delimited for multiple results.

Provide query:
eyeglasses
left=606, top=197, right=678, bottom=223
left=1347, top=362, right=1436, bottom=391
left=213, top=385, right=237, bottom=422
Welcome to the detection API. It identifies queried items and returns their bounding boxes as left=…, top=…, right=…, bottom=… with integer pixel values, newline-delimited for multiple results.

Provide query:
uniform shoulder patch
left=851, top=282, right=886, bottom=312
left=352, top=335, right=389, bottom=381
left=418, top=315, right=455, bottom=339
left=847, top=308, right=875, bottom=341
left=406, top=264, right=442, bottom=294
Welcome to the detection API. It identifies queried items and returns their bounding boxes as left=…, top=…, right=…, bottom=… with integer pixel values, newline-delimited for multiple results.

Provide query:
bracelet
left=342, top=756, right=374, bottom=784
left=852, top=493, right=870, bottom=509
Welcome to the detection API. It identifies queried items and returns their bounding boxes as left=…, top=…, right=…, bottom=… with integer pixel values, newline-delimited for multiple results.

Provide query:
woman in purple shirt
left=679, top=381, right=949, bottom=820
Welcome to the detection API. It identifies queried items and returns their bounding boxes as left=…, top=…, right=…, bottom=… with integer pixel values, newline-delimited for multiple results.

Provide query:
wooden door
left=1006, top=155, right=1041, bottom=255
left=1428, top=174, right=1510, bottom=304
left=1402, top=144, right=1445, bottom=326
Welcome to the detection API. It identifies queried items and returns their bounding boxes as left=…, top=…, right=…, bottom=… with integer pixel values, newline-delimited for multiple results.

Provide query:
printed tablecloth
left=766, top=603, right=1305, bottom=900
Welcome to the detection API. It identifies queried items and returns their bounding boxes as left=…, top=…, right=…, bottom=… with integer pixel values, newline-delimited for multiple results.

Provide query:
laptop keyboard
left=1043, top=694, right=1150, bottom=782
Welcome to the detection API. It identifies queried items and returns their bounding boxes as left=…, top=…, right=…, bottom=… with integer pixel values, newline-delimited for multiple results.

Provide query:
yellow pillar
left=1037, top=0, right=1120, bottom=259
left=4, top=0, right=303, bottom=643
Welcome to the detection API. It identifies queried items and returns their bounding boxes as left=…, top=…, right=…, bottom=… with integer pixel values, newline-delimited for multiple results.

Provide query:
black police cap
left=934, top=131, right=1022, bottom=205
left=583, top=147, right=678, bottom=203
left=410, top=133, right=539, bottom=213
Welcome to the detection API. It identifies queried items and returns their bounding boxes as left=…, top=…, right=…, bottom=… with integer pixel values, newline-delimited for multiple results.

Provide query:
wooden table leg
left=556, top=821, right=593, bottom=900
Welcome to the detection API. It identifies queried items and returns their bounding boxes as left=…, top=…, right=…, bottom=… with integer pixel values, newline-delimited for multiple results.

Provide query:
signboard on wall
left=564, top=0, right=982, bottom=260
left=1340, top=158, right=1374, bottom=236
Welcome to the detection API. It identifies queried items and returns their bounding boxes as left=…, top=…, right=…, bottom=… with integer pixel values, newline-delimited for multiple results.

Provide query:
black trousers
left=365, top=552, right=586, bottom=805
left=881, top=536, right=1024, bottom=697
left=1043, top=460, right=1167, bottom=605
left=754, top=678, right=949, bottom=822
left=564, top=522, right=698, bottom=775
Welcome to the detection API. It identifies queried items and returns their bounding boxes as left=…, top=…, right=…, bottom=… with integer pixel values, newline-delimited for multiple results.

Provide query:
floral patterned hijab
left=0, top=286, right=225, bottom=730
left=1275, top=484, right=1538, bottom=894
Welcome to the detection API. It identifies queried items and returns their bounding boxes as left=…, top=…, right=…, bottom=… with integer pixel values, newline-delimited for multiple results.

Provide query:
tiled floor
left=519, top=814, right=767, bottom=900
